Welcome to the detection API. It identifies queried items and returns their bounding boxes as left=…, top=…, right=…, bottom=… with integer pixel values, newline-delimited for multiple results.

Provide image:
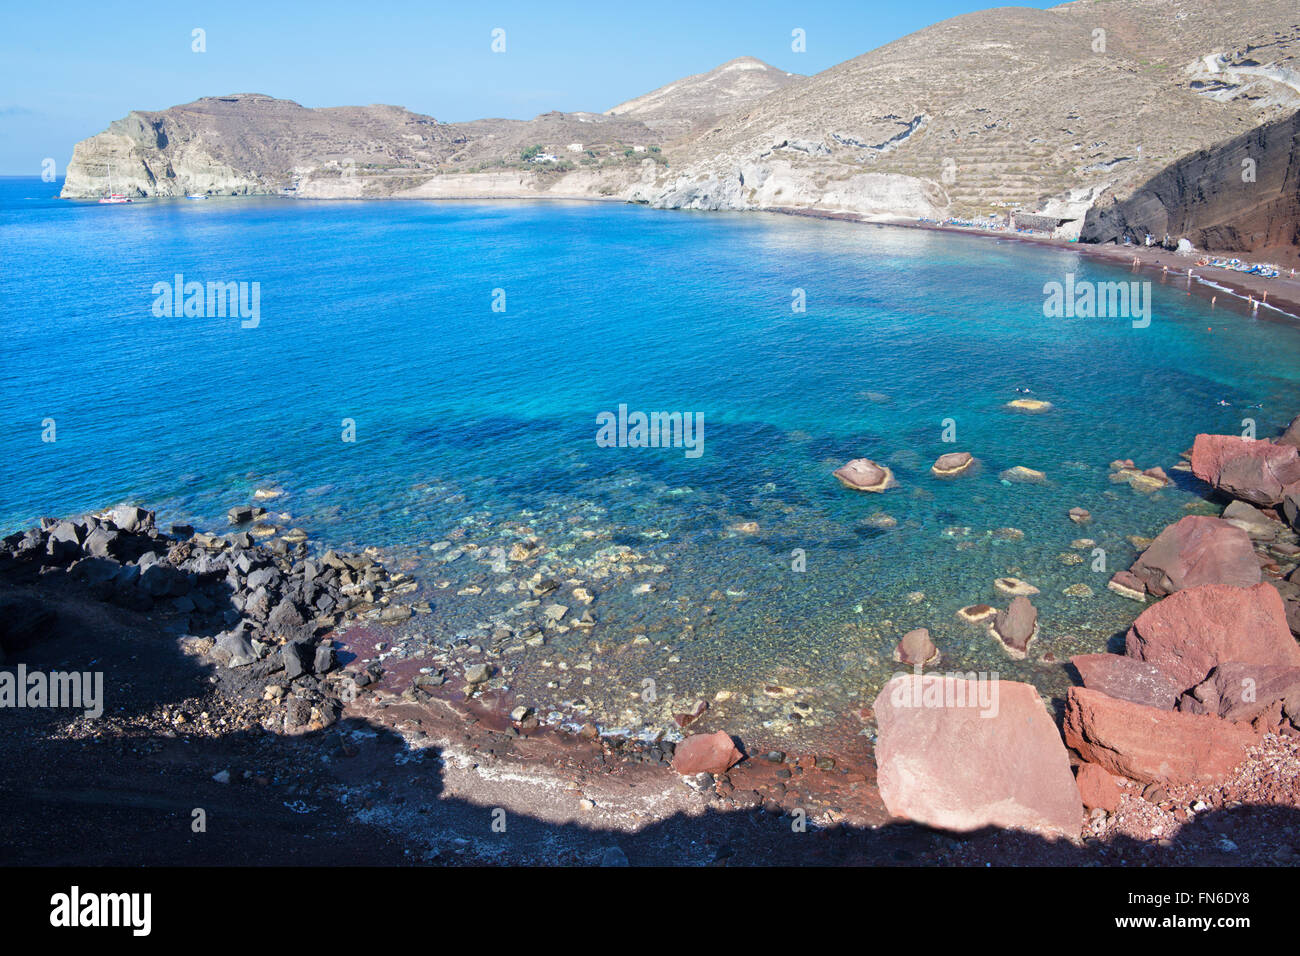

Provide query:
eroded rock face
left=1128, top=515, right=1261, bottom=597
left=1070, top=653, right=1181, bottom=710
left=1064, top=687, right=1258, bottom=786
left=670, top=731, right=742, bottom=775
left=1081, top=110, right=1300, bottom=263
left=1191, top=434, right=1300, bottom=507
left=1124, top=582, right=1300, bottom=691
left=873, top=676, right=1081, bottom=839
left=1177, top=662, right=1300, bottom=724
left=832, top=458, right=895, bottom=492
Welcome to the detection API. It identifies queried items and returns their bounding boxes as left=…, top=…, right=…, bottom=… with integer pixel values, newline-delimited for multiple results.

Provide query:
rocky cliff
left=1081, top=109, right=1300, bottom=263
left=60, top=0, right=1300, bottom=256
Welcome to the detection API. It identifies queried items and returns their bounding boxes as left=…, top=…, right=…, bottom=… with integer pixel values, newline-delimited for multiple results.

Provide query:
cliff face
left=1081, top=110, right=1300, bottom=263
left=59, top=0, right=1300, bottom=254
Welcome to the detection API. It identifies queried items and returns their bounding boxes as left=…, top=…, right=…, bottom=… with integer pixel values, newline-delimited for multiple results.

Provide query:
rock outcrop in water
left=59, top=0, right=1300, bottom=257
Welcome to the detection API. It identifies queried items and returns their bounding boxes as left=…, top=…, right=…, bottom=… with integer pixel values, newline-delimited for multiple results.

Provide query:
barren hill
left=652, top=0, right=1300, bottom=228
left=60, top=0, right=1300, bottom=255
left=605, top=56, right=803, bottom=138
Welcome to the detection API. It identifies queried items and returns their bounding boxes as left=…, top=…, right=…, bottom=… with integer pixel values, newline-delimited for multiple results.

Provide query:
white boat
left=186, top=193, right=207, bottom=200
left=97, top=162, right=133, bottom=204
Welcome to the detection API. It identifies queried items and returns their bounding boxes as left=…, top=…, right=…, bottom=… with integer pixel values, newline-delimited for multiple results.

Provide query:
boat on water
left=96, top=162, right=133, bottom=204
left=185, top=193, right=207, bottom=200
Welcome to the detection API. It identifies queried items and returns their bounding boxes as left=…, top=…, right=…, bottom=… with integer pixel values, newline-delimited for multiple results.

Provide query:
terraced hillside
left=652, top=0, right=1300, bottom=229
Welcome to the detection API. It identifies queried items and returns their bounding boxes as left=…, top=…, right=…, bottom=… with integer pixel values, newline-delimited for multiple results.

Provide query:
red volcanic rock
left=1063, top=687, right=1259, bottom=786
left=1070, top=653, right=1181, bottom=710
left=1075, top=763, right=1122, bottom=813
left=672, top=699, right=709, bottom=728
left=873, top=675, right=1082, bottom=839
left=671, top=731, right=741, bottom=775
left=1284, top=488, right=1300, bottom=532
left=1279, top=414, right=1300, bottom=449
left=1191, top=434, right=1300, bottom=506
left=931, top=451, right=975, bottom=477
left=1125, top=582, right=1300, bottom=691
left=833, top=458, right=895, bottom=492
left=1177, top=662, right=1300, bottom=723
left=1107, top=570, right=1147, bottom=602
left=1128, top=515, right=1261, bottom=597
left=893, top=627, right=939, bottom=667
left=990, top=596, right=1037, bottom=659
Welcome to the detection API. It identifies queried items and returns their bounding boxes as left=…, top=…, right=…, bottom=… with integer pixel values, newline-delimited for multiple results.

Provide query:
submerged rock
left=1107, top=570, right=1147, bottom=602
left=833, top=458, right=896, bottom=492
left=990, top=595, right=1037, bottom=659
left=999, top=465, right=1046, bottom=484
left=1005, top=399, right=1052, bottom=413
left=957, top=604, right=996, bottom=623
left=893, top=627, right=939, bottom=667
left=931, top=451, right=975, bottom=477
left=994, top=576, right=1039, bottom=596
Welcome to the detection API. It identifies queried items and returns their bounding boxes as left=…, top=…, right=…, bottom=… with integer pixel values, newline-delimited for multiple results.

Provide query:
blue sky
left=0, top=0, right=1061, bottom=175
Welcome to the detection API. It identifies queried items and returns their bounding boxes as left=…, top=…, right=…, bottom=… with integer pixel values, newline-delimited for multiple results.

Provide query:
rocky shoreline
left=4, top=412, right=1300, bottom=862
left=864, top=413, right=1300, bottom=850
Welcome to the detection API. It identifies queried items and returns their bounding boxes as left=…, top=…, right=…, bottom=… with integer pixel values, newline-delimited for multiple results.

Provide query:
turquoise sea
left=4, top=176, right=1300, bottom=743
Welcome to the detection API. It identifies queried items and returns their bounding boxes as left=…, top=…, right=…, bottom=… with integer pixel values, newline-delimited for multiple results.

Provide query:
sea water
left=3, top=178, right=1299, bottom=744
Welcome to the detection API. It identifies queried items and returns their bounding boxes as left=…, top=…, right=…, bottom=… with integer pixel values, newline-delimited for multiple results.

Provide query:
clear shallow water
left=3, top=177, right=1300, bottom=744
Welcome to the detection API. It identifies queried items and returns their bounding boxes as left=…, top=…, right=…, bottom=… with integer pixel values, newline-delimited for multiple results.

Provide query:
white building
left=566, top=143, right=584, bottom=153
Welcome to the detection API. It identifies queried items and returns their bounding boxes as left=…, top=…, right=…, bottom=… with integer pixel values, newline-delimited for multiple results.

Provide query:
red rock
left=1070, top=653, right=1181, bottom=709
left=1128, top=515, right=1261, bottom=597
left=1191, top=434, right=1300, bottom=506
left=672, top=699, right=709, bottom=727
left=1177, top=662, right=1300, bottom=722
left=1063, top=687, right=1259, bottom=786
left=1125, top=582, right=1300, bottom=691
left=1107, top=570, right=1147, bottom=602
left=893, top=627, right=939, bottom=667
left=931, top=451, right=975, bottom=476
left=1075, top=763, right=1122, bottom=812
left=671, top=731, right=741, bottom=775
left=990, top=595, right=1037, bottom=659
left=1279, top=414, right=1300, bottom=449
left=873, top=676, right=1082, bottom=839
left=832, top=458, right=895, bottom=492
